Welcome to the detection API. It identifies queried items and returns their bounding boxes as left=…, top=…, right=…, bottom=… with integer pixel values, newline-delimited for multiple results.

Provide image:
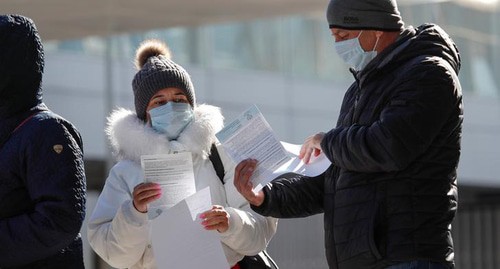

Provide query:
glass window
left=44, top=2, right=500, bottom=96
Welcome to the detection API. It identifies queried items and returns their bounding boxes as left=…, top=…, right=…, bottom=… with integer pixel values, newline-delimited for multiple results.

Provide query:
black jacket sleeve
left=321, top=60, right=460, bottom=173
left=251, top=172, right=325, bottom=218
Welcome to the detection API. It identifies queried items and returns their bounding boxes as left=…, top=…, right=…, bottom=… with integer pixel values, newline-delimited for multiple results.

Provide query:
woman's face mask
left=148, top=102, right=194, bottom=140
left=334, top=31, right=379, bottom=71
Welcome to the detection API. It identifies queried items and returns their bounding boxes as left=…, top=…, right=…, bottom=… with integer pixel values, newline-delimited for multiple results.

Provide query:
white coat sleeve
left=87, top=163, right=151, bottom=268
left=217, top=147, right=278, bottom=256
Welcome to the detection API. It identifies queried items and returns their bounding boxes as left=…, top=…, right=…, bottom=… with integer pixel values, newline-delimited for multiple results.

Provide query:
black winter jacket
left=253, top=24, right=462, bottom=269
left=0, top=110, right=86, bottom=269
left=0, top=14, right=86, bottom=269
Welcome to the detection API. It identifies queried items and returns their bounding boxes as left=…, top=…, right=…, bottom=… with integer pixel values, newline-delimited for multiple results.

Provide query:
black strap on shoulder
left=209, top=143, right=279, bottom=269
left=209, top=143, right=225, bottom=184
left=0, top=112, right=39, bottom=150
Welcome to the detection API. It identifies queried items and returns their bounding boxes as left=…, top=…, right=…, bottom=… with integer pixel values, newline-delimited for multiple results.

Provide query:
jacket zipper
left=350, top=68, right=361, bottom=124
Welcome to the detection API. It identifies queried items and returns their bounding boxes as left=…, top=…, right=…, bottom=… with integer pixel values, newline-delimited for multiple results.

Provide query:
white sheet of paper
left=216, top=105, right=290, bottom=192
left=252, top=141, right=332, bottom=190
left=273, top=141, right=331, bottom=176
left=152, top=187, right=229, bottom=269
left=216, top=105, right=332, bottom=192
left=141, top=152, right=196, bottom=219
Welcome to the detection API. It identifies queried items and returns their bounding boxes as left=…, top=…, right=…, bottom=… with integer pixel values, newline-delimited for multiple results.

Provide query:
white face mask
left=148, top=102, right=194, bottom=140
left=334, top=31, right=380, bottom=71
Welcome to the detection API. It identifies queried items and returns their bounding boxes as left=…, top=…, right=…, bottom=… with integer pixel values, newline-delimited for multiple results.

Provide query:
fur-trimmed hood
left=106, top=104, right=224, bottom=162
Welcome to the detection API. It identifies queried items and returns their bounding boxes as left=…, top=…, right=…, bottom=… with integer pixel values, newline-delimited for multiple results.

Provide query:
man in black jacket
left=234, top=0, right=462, bottom=269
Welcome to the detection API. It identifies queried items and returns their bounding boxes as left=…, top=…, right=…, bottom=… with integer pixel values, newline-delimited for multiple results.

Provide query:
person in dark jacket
left=233, top=0, right=462, bottom=269
left=0, top=14, right=86, bottom=268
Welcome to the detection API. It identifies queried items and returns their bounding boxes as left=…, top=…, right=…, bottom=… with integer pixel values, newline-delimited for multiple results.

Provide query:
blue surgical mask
left=149, top=102, right=194, bottom=140
left=334, top=31, right=379, bottom=71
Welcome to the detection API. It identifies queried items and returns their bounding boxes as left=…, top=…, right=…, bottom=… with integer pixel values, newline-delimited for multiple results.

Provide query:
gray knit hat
left=132, top=39, right=195, bottom=121
left=326, top=0, right=404, bottom=31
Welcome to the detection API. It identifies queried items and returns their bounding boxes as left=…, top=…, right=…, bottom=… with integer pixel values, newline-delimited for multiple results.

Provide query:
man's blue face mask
left=334, top=31, right=379, bottom=71
left=148, top=102, right=194, bottom=140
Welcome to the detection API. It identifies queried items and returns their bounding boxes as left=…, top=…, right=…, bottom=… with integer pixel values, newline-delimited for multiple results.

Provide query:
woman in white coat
left=87, top=39, right=278, bottom=269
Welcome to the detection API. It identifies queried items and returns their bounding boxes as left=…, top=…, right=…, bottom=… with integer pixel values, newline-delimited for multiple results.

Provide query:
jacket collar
left=106, top=104, right=224, bottom=162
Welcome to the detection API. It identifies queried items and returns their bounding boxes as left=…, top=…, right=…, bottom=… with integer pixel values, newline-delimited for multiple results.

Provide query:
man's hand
left=132, top=182, right=162, bottom=213
left=233, top=159, right=265, bottom=206
left=299, top=132, right=325, bottom=164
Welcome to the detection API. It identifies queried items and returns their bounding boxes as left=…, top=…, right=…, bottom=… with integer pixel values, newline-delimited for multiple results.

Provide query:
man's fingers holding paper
left=299, top=132, right=325, bottom=164
left=234, top=159, right=264, bottom=207
left=234, top=159, right=256, bottom=192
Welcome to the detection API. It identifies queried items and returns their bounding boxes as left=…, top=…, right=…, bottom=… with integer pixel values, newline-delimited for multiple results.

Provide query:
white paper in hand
left=272, top=142, right=331, bottom=176
left=141, top=152, right=196, bottom=219
left=216, top=105, right=290, bottom=192
left=152, top=187, right=229, bottom=269
left=216, top=105, right=331, bottom=192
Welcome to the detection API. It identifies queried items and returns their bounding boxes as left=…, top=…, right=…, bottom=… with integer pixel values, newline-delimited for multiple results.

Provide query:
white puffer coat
left=87, top=104, right=277, bottom=268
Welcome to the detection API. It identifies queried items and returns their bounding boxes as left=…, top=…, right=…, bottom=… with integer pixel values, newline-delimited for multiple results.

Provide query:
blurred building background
left=2, top=0, right=500, bottom=268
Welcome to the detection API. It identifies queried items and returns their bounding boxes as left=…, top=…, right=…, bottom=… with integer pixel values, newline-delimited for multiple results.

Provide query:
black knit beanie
left=132, top=39, right=195, bottom=121
left=326, top=0, right=404, bottom=31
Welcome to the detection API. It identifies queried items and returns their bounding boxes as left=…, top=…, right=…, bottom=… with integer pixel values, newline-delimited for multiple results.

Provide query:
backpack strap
left=209, top=143, right=225, bottom=184
left=209, top=144, right=279, bottom=269
left=0, top=112, right=39, bottom=149
left=13, top=113, right=36, bottom=133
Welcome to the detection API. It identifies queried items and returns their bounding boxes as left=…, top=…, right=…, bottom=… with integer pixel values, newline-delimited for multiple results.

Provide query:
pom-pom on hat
left=132, top=39, right=195, bottom=121
left=326, top=0, right=404, bottom=31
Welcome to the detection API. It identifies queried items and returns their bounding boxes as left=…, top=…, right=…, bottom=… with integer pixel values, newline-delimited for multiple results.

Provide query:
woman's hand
left=200, top=205, right=229, bottom=233
left=234, top=159, right=264, bottom=206
left=299, top=132, right=325, bottom=164
left=132, top=182, right=162, bottom=213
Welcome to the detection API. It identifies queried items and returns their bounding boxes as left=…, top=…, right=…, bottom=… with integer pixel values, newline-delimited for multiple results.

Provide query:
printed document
left=152, top=187, right=229, bottom=269
left=216, top=105, right=331, bottom=191
left=141, top=152, right=196, bottom=219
